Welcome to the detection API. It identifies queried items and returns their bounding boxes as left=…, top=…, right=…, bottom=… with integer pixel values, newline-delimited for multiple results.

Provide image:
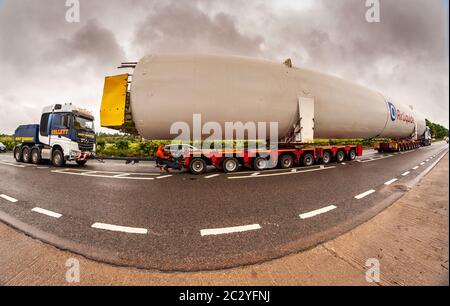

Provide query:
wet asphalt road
left=0, top=142, right=448, bottom=271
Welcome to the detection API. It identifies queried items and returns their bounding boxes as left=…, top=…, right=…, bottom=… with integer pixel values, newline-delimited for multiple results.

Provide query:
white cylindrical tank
left=129, top=54, right=425, bottom=140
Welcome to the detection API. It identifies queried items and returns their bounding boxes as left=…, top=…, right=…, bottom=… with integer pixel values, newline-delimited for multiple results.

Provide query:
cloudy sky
left=0, top=0, right=448, bottom=135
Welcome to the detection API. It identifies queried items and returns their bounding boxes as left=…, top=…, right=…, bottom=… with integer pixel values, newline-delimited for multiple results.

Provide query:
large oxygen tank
left=102, top=54, right=426, bottom=141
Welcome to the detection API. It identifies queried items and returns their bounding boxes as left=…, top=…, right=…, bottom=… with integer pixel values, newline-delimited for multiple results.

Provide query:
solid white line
left=228, top=166, right=335, bottom=180
left=299, top=205, right=337, bottom=219
left=355, top=190, right=376, bottom=200
left=81, top=171, right=98, bottom=175
left=0, top=194, right=18, bottom=203
left=251, top=172, right=260, bottom=176
left=200, top=224, right=261, bottom=236
left=91, top=223, right=148, bottom=234
left=0, top=161, right=25, bottom=168
left=384, top=178, right=398, bottom=185
left=205, top=174, right=220, bottom=179
left=52, top=170, right=155, bottom=180
left=113, top=173, right=130, bottom=178
left=37, top=166, right=49, bottom=169
left=402, top=171, right=410, bottom=176
left=156, top=175, right=173, bottom=179
left=412, top=166, right=419, bottom=170
left=31, top=207, right=62, bottom=218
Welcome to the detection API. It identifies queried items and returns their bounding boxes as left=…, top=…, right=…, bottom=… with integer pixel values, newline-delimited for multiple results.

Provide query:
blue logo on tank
left=387, top=102, right=397, bottom=122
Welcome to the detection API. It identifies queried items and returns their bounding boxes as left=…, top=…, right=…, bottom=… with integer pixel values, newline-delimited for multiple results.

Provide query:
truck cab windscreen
left=74, top=116, right=94, bottom=132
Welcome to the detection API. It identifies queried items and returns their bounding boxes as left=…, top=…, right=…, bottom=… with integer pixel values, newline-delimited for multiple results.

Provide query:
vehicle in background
left=13, top=104, right=96, bottom=167
left=0, top=142, right=6, bottom=153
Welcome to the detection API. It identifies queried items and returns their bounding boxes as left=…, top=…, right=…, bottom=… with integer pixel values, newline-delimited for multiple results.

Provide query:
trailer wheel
left=22, top=146, right=31, bottom=163
left=348, top=149, right=357, bottom=161
left=222, top=158, right=240, bottom=173
left=322, top=151, right=332, bottom=165
left=31, top=147, right=41, bottom=165
left=52, top=149, right=66, bottom=167
left=189, top=158, right=207, bottom=175
left=302, top=153, right=315, bottom=167
left=336, top=150, right=346, bottom=163
left=14, top=146, right=23, bottom=162
left=279, top=154, right=294, bottom=169
left=253, top=157, right=268, bottom=171
left=76, top=160, right=87, bottom=167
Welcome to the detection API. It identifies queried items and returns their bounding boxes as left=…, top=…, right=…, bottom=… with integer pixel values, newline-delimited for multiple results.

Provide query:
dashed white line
left=384, top=178, right=398, bottom=185
left=91, top=223, right=148, bottom=234
left=200, top=224, right=261, bottom=236
left=412, top=166, right=419, bottom=170
left=0, top=194, right=18, bottom=203
left=31, top=207, right=62, bottom=218
left=299, top=205, right=337, bottom=219
left=402, top=171, right=410, bottom=176
left=205, top=174, right=220, bottom=179
left=156, top=175, right=173, bottom=179
left=355, top=190, right=376, bottom=200
left=420, top=162, right=425, bottom=166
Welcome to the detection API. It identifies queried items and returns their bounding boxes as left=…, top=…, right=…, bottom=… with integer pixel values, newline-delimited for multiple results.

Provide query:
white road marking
left=31, top=207, right=62, bottom=218
left=357, top=155, right=393, bottom=163
left=81, top=171, right=99, bottom=175
left=200, top=224, right=261, bottom=236
left=91, top=223, right=148, bottom=234
left=52, top=170, right=156, bottom=180
left=291, top=169, right=297, bottom=173
left=299, top=205, right=337, bottom=219
left=384, top=178, right=398, bottom=185
left=251, top=172, right=260, bottom=176
left=37, top=166, right=49, bottom=169
left=355, top=190, right=376, bottom=200
left=205, top=174, right=220, bottom=179
left=341, top=163, right=347, bottom=165
left=228, top=166, right=335, bottom=180
left=0, top=161, right=25, bottom=168
left=0, top=194, right=18, bottom=203
left=412, top=166, right=419, bottom=170
left=402, top=171, right=410, bottom=176
left=156, top=175, right=173, bottom=179
left=420, top=162, right=425, bottom=166
left=426, top=159, right=430, bottom=162
left=113, top=173, right=130, bottom=178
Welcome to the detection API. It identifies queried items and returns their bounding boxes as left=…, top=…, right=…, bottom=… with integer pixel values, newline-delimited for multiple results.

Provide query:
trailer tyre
left=322, top=151, right=332, bottom=165
left=302, top=153, right=315, bottom=167
left=52, top=149, right=66, bottom=167
left=189, top=158, right=207, bottom=175
left=22, top=146, right=31, bottom=163
left=222, top=158, right=240, bottom=173
left=31, top=147, right=41, bottom=165
left=279, top=154, right=294, bottom=169
left=253, top=157, right=268, bottom=171
left=348, top=149, right=357, bottom=161
left=336, top=150, right=346, bottom=163
left=14, top=146, right=23, bottom=162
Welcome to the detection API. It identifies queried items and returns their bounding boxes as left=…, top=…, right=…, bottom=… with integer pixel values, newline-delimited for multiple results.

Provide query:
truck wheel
left=22, top=146, right=31, bottom=163
left=31, top=147, right=41, bottom=165
left=336, top=150, right=346, bottom=163
left=222, top=158, right=240, bottom=173
left=189, top=158, right=207, bottom=175
left=76, top=160, right=87, bottom=167
left=348, top=149, right=357, bottom=161
left=322, top=151, right=332, bottom=165
left=302, top=153, right=315, bottom=167
left=52, top=149, right=66, bottom=167
left=14, top=146, right=23, bottom=162
left=279, top=154, right=294, bottom=169
left=253, top=157, right=268, bottom=171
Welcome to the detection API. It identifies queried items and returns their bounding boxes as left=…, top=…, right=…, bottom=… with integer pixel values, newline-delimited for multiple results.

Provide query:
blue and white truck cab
left=13, top=103, right=96, bottom=167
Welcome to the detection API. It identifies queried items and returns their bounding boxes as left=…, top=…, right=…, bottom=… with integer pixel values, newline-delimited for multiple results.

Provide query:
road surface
left=0, top=142, right=448, bottom=271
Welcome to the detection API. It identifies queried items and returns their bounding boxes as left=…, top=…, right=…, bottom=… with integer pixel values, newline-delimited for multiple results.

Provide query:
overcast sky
left=0, top=0, right=448, bottom=135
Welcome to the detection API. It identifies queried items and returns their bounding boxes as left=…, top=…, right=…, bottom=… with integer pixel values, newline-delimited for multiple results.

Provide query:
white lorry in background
left=13, top=104, right=96, bottom=167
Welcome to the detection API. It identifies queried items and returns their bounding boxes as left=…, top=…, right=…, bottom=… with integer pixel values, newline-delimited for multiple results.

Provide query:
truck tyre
left=348, top=149, right=357, bottom=161
left=31, top=147, right=41, bottom=165
left=222, top=158, right=240, bottom=173
left=302, top=153, right=315, bottom=167
left=189, top=158, right=207, bottom=175
left=279, top=154, right=294, bottom=169
left=52, top=149, right=66, bottom=167
left=22, top=146, right=31, bottom=163
left=253, top=157, right=268, bottom=171
left=76, top=160, right=87, bottom=167
left=322, top=151, right=332, bottom=165
left=14, top=146, right=23, bottom=162
left=336, top=150, right=346, bottom=163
